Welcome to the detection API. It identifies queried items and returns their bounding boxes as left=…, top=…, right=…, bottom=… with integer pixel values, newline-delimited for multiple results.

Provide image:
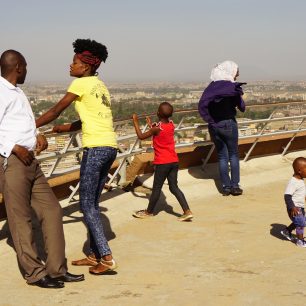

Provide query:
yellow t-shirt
left=68, top=76, right=117, bottom=148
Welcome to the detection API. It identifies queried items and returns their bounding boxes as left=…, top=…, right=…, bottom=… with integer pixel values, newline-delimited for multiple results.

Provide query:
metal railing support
left=201, top=144, right=215, bottom=170
left=107, top=123, right=147, bottom=187
left=243, top=111, right=275, bottom=162
left=281, top=117, right=306, bottom=156
left=35, top=102, right=306, bottom=202
left=176, top=117, right=184, bottom=129
left=46, top=133, right=77, bottom=177
left=67, top=182, right=80, bottom=202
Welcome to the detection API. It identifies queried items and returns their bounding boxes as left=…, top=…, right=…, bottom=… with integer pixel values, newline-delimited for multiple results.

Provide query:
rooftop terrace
left=1, top=102, right=306, bottom=306
left=0, top=150, right=305, bottom=306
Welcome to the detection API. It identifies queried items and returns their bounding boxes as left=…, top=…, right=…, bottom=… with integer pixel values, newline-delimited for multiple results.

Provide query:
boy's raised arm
left=132, top=113, right=159, bottom=140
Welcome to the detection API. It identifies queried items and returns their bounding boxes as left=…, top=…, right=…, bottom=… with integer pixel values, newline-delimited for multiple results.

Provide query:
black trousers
left=147, top=162, right=190, bottom=214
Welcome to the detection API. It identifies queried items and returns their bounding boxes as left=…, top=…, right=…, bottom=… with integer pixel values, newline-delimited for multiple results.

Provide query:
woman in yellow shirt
left=36, top=39, right=117, bottom=275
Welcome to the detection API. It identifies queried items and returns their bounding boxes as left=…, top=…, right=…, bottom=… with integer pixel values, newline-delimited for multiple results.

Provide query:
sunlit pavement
left=0, top=151, right=305, bottom=306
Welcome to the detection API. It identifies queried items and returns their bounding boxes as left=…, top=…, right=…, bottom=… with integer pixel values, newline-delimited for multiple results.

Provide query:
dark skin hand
left=132, top=114, right=160, bottom=140
left=52, top=120, right=82, bottom=133
left=12, top=134, right=48, bottom=166
left=36, top=134, right=48, bottom=155
left=146, top=116, right=153, bottom=127
left=12, top=145, right=34, bottom=166
left=290, top=206, right=300, bottom=218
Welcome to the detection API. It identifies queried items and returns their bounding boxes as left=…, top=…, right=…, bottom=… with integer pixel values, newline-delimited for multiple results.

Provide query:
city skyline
left=1, top=0, right=306, bottom=83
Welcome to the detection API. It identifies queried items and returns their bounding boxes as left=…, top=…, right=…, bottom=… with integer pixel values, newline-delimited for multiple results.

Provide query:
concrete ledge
left=1, top=132, right=305, bottom=221
left=126, top=133, right=306, bottom=179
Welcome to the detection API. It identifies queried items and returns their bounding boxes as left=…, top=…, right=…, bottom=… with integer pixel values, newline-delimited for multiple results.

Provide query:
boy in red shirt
left=132, top=102, right=193, bottom=221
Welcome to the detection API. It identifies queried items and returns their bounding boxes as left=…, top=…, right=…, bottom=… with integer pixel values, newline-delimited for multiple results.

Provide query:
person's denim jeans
left=209, top=119, right=240, bottom=189
left=79, top=146, right=117, bottom=258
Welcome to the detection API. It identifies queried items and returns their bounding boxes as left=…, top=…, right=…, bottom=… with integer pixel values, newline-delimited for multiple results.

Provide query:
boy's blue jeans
left=79, top=147, right=117, bottom=258
left=287, top=207, right=305, bottom=236
left=209, top=119, right=240, bottom=189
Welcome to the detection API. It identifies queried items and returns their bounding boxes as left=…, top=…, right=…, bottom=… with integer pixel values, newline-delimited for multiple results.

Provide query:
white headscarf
left=210, top=60, right=238, bottom=82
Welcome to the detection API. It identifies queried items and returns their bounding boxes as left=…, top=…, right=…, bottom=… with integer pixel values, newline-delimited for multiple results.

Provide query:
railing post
left=107, top=122, right=148, bottom=187
left=243, top=111, right=275, bottom=162
left=201, top=144, right=215, bottom=170
left=68, top=182, right=80, bottom=202
left=46, top=133, right=76, bottom=177
left=282, top=117, right=306, bottom=156
left=176, top=117, right=184, bottom=129
left=118, top=159, right=127, bottom=185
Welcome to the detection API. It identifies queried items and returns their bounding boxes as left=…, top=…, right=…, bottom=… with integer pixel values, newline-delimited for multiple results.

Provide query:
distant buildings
left=21, top=81, right=306, bottom=176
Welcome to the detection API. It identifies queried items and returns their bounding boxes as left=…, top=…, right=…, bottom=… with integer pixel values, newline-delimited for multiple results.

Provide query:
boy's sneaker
left=178, top=212, right=193, bottom=222
left=295, top=239, right=306, bottom=248
left=132, top=210, right=153, bottom=219
left=280, top=228, right=293, bottom=241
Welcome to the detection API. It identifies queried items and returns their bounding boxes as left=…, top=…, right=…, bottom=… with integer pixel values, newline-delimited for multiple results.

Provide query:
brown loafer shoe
left=89, top=259, right=117, bottom=275
left=71, top=254, right=99, bottom=266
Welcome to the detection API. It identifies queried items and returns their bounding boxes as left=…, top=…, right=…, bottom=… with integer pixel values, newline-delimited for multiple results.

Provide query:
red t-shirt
left=152, top=121, right=179, bottom=164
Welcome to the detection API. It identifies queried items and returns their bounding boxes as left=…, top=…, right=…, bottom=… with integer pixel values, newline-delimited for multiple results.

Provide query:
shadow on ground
left=188, top=164, right=223, bottom=193
left=270, top=223, right=293, bottom=241
left=0, top=187, right=118, bottom=277
left=130, top=187, right=181, bottom=217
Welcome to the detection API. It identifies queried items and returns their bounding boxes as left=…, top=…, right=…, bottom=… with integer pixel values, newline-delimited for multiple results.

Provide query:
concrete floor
left=0, top=151, right=306, bottom=306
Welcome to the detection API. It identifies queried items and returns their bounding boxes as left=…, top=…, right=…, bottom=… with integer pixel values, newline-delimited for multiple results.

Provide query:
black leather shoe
left=53, top=272, right=85, bottom=282
left=231, top=187, right=243, bottom=196
left=30, top=275, right=65, bottom=289
left=221, top=188, right=231, bottom=196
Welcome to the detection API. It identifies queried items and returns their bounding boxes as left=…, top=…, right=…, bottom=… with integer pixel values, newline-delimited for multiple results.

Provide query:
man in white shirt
left=0, top=50, right=84, bottom=288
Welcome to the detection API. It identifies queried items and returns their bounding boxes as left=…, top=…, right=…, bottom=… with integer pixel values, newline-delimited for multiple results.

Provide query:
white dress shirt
left=0, top=76, right=37, bottom=158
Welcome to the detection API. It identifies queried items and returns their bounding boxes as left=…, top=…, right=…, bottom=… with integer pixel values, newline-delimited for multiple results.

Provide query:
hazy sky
left=1, top=0, right=306, bottom=83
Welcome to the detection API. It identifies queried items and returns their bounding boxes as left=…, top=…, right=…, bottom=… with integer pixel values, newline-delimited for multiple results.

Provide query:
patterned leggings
left=79, top=147, right=117, bottom=257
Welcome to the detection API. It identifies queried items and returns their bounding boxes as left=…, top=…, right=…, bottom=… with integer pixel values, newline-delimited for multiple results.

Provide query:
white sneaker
left=280, top=229, right=293, bottom=241
left=296, top=239, right=306, bottom=247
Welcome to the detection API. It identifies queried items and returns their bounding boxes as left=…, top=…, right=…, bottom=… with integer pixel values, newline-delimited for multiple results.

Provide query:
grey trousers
left=0, top=154, right=67, bottom=283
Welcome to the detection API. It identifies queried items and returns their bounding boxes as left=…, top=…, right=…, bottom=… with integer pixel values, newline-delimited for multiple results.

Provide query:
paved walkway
left=0, top=152, right=306, bottom=306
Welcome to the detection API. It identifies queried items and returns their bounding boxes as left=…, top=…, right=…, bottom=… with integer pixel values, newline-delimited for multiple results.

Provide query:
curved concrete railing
left=2, top=100, right=306, bottom=205
left=38, top=100, right=306, bottom=172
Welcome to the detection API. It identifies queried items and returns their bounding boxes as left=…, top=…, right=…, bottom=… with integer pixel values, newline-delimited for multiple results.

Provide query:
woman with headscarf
left=198, top=60, right=246, bottom=196
left=36, top=39, right=118, bottom=275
